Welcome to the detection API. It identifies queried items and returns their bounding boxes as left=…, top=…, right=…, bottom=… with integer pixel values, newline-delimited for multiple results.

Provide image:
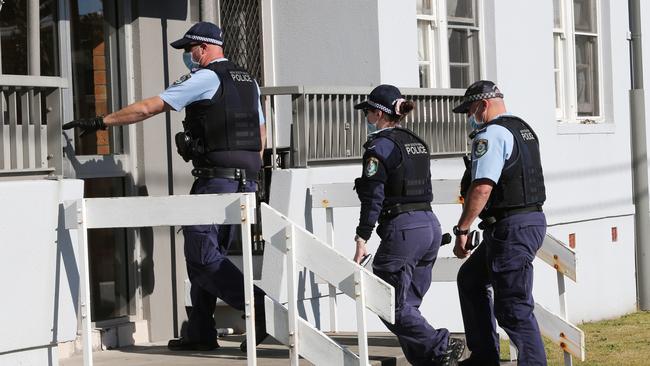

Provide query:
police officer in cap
left=63, top=21, right=268, bottom=352
left=353, top=85, right=465, bottom=366
left=452, top=80, right=547, bottom=366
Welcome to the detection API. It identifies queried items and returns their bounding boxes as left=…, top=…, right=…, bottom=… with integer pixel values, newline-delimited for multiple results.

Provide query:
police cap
left=171, top=21, right=224, bottom=49
left=452, top=80, right=504, bottom=114
left=354, top=84, right=403, bottom=115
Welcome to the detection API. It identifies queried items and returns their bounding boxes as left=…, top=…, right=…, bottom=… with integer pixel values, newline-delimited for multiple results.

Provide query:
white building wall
left=377, top=1, right=419, bottom=86
left=0, top=179, right=84, bottom=365
left=262, top=0, right=639, bottom=334
left=271, top=0, right=381, bottom=86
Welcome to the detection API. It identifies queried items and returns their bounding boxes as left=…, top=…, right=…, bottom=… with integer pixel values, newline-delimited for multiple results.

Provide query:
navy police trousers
left=183, top=177, right=266, bottom=344
left=372, top=210, right=449, bottom=365
left=457, top=211, right=547, bottom=365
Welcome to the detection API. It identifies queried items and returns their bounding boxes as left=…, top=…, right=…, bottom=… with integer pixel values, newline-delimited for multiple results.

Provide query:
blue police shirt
left=355, top=128, right=402, bottom=240
left=159, top=58, right=265, bottom=125
left=471, top=115, right=515, bottom=184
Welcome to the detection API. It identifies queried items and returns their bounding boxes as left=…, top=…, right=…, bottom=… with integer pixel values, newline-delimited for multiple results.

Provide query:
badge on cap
left=473, top=139, right=488, bottom=158
left=173, top=73, right=192, bottom=86
left=365, top=157, right=379, bottom=177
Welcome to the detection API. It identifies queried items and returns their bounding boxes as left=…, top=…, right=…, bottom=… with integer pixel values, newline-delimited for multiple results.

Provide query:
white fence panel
left=260, top=203, right=395, bottom=323
left=65, top=193, right=258, bottom=366
left=310, top=181, right=585, bottom=365
left=265, top=297, right=360, bottom=365
left=535, top=302, right=585, bottom=360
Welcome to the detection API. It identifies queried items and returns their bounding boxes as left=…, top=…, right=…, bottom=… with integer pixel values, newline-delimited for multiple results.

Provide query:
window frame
left=416, top=0, right=483, bottom=88
left=554, top=0, right=605, bottom=123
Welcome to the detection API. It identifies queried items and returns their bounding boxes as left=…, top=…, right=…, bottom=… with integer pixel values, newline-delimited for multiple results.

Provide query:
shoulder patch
left=172, top=73, right=192, bottom=86
left=365, top=157, right=379, bottom=177
left=473, top=138, right=489, bottom=158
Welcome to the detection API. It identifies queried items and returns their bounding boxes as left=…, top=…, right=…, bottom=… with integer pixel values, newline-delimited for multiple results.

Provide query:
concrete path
left=60, top=333, right=517, bottom=365
left=60, top=333, right=409, bottom=366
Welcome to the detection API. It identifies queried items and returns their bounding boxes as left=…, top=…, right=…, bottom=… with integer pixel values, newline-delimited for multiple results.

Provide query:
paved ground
left=60, top=333, right=517, bottom=365
left=60, top=333, right=409, bottom=366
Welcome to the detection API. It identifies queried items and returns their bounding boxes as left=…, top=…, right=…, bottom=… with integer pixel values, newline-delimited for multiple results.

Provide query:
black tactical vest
left=484, top=116, right=546, bottom=214
left=372, top=128, right=433, bottom=206
left=183, top=60, right=262, bottom=157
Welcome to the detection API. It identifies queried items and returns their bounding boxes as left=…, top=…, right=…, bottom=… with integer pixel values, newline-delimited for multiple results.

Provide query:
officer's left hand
left=353, top=237, right=368, bottom=264
left=453, top=234, right=471, bottom=259
left=62, top=116, right=107, bottom=137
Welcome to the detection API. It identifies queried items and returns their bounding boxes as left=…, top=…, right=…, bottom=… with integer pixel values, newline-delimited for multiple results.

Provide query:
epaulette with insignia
left=172, top=73, right=192, bottom=86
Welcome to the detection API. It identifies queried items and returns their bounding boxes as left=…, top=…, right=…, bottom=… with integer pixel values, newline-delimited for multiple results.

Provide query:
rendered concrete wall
left=377, top=1, right=419, bottom=86
left=130, top=9, right=197, bottom=342
left=272, top=0, right=381, bottom=87
left=0, top=179, right=84, bottom=365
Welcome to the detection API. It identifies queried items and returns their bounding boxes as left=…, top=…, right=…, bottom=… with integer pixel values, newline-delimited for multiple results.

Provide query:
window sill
left=556, top=121, right=615, bottom=135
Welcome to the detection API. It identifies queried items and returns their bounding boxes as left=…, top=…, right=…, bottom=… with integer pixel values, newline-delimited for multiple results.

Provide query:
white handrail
left=259, top=203, right=394, bottom=365
left=64, top=193, right=259, bottom=366
left=310, top=180, right=585, bottom=364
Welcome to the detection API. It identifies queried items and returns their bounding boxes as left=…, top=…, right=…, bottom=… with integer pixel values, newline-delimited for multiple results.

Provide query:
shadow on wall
left=53, top=203, right=81, bottom=345
left=132, top=1, right=189, bottom=20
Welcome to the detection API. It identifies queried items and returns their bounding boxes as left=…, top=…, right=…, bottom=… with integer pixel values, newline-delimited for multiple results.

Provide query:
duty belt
left=191, top=166, right=257, bottom=183
left=380, top=202, right=432, bottom=220
left=479, top=205, right=543, bottom=229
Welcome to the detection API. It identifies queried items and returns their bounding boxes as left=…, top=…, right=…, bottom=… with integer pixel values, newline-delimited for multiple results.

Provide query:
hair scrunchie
left=393, top=98, right=406, bottom=116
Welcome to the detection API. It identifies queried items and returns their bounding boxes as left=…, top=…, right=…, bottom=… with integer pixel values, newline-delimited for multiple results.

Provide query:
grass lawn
left=498, top=311, right=650, bottom=365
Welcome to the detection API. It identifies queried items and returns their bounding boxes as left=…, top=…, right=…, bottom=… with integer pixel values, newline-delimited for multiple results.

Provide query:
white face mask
left=183, top=52, right=199, bottom=71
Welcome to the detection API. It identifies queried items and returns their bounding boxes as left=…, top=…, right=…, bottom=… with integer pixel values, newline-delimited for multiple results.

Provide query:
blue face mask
left=468, top=114, right=484, bottom=130
left=367, top=121, right=378, bottom=134
left=183, top=52, right=199, bottom=71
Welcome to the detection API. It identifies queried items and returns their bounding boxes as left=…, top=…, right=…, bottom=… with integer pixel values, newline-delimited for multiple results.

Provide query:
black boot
left=434, top=338, right=466, bottom=366
left=167, top=337, right=220, bottom=351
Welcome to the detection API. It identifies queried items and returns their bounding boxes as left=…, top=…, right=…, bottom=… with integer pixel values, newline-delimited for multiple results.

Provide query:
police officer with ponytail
left=63, top=22, right=268, bottom=352
left=452, top=80, right=547, bottom=366
left=353, top=85, right=465, bottom=366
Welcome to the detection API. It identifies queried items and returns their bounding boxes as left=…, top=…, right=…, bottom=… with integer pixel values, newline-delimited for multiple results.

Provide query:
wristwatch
left=453, top=225, right=469, bottom=236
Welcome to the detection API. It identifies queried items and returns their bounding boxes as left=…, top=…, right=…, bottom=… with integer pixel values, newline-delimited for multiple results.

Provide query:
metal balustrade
left=260, top=86, right=468, bottom=168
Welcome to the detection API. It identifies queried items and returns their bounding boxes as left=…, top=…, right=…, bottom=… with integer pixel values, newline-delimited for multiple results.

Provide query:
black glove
left=62, top=116, right=107, bottom=137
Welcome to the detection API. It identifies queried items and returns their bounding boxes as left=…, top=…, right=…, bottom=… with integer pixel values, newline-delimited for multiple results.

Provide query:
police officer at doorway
left=62, top=21, right=268, bottom=352
left=353, top=84, right=465, bottom=366
left=452, top=80, right=547, bottom=366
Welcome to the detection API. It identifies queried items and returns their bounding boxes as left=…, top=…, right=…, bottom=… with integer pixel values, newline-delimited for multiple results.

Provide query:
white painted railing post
left=75, top=199, right=94, bottom=366
left=509, top=341, right=518, bottom=362
left=325, top=207, right=338, bottom=332
left=558, top=271, right=573, bottom=366
left=240, top=195, right=257, bottom=366
left=285, top=225, right=300, bottom=366
left=355, top=270, right=370, bottom=366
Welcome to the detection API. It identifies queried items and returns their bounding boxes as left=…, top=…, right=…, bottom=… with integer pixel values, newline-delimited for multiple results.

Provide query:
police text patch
left=172, top=73, right=192, bottom=86
left=230, top=71, right=253, bottom=83
left=365, top=157, right=379, bottom=177
left=404, top=142, right=428, bottom=155
left=520, top=128, right=535, bottom=141
left=473, top=138, right=488, bottom=158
